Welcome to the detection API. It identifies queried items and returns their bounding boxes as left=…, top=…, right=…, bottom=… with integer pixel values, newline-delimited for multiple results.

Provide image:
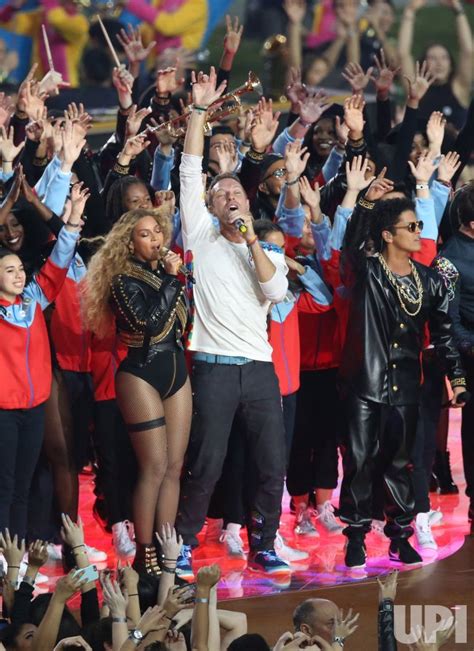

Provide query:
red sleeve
left=36, top=259, right=69, bottom=303
left=412, top=239, right=437, bottom=266
left=296, top=290, right=333, bottom=314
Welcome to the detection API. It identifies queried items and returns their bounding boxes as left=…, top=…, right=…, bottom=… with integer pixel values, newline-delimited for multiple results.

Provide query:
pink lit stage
left=37, top=410, right=470, bottom=600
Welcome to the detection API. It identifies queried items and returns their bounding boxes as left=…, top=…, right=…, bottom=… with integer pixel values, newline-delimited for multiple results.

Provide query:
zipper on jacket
left=25, top=320, right=35, bottom=408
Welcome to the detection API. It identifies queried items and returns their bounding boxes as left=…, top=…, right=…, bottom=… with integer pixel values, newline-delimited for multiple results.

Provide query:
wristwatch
left=333, top=636, right=345, bottom=648
left=129, top=629, right=144, bottom=645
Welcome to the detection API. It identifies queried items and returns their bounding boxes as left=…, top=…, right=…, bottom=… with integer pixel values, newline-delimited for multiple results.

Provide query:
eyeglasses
left=262, top=167, right=287, bottom=183
left=393, top=220, right=424, bottom=233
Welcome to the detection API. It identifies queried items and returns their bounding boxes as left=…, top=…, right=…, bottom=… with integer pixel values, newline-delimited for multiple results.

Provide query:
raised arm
left=449, top=0, right=473, bottom=105
left=283, top=0, right=306, bottom=71
left=398, top=0, right=423, bottom=82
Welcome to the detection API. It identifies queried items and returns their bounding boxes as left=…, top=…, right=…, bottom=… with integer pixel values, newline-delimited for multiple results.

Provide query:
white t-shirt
left=179, top=154, right=288, bottom=362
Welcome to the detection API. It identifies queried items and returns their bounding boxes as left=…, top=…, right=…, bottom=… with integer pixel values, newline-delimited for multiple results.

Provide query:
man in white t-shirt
left=175, top=67, right=291, bottom=576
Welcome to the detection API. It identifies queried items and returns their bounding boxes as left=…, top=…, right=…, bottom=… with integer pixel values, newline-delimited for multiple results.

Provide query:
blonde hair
left=81, top=208, right=172, bottom=338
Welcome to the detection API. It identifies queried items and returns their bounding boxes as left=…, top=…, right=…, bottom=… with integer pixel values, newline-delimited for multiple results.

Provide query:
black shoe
left=248, top=549, right=290, bottom=574
left=344, top=537, right=367, bottom=568
left=432, top=450, right=459, bottom=494
left=389, top=538, right=422, bottom=565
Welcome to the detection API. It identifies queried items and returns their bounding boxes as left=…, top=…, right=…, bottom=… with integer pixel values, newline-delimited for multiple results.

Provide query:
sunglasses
left=393, top=220, right=424, bottom=233
left=262, top=167, right=287, bottom=183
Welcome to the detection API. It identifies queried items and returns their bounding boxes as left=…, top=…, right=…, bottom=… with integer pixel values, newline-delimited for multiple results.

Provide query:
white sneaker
left=316, top=501, right=344, bottom=534
left=219, top=529, right=246, bottom=558
left=294, top=506, right=319, bottom=537
left=371, top=520, right=386, bottom=537
left=415, top=513, right=438, bottom=550
left=428, top=509, right=443, bottom=527
left=112, top=521, right=136, bottom=559
left=47, top=544, right=63, bottom=562
left=205, top=518, right=223, bottom=543
left=84, top=544, right=107, bottom=562
left=274, top=532, right=309, bottom=562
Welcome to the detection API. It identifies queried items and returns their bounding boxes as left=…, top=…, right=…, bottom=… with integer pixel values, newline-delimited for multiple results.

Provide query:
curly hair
left=81, top=208, right=172, bottom=337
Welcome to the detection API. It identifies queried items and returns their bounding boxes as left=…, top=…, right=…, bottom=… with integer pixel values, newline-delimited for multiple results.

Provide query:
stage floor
left=36, top=410, right=470, bottom=601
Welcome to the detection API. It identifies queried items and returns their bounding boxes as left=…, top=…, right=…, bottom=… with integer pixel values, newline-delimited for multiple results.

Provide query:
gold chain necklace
left=376, top=253, right=424, bottom=316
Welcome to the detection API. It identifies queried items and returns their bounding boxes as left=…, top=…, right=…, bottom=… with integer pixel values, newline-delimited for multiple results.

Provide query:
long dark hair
left=105, top=176, right=154, bottom=224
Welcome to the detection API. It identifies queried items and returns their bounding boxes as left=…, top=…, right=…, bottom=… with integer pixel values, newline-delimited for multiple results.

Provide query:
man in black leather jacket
left=339, top=186, right=466, bottom=568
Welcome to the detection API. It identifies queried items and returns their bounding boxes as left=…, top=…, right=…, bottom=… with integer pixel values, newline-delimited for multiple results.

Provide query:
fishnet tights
left=115, top=372, right=192, bottom=544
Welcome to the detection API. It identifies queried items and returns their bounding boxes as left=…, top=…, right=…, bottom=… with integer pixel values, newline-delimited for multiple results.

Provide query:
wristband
left=437, top=179, right=452, bottom=187
left=241, top=140, right=251, bottom=147
left=333, top=636, right=345, bottom=648
left=2, top=160, right=11, bottom=163
left=7, top=565, right=20, bottom=569
left=453, top=6, right=465, bottom=15
left=247, top=147, right=265, bottom=162
left=112, top=617, right=127, bottom=623
left=247, top=235, right=258, bottom=247
left=193, top=105, right=208, bottom=112
left=451, top=377, right=467, bottom=388
left=72, top=544, right=85, bottom=550
left=22, top=575, right=35, bottom=587
left=113, top=161, right=130, bottom=175
left=299, top=118, right=312, bottom=129
left=162, top=566, right=176, bottom=574
left=128, top=593, right=139, bottom=597
left=285, top=177, right=300, bottom=186
left=358, top=197, right=375, bottom=210
left=196, top=597, right=209, bottom=604
left=415, top=183, right=428, bottom=190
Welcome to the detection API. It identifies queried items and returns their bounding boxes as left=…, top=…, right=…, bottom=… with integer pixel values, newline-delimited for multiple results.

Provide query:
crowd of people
left=0, top=0, right=473, bottom=648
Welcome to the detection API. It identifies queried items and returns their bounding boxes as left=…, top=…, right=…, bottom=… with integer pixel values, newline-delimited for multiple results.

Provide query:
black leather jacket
left=110, top=260, right=187, bottom=365
left=339, top=203, right=466, bottom=405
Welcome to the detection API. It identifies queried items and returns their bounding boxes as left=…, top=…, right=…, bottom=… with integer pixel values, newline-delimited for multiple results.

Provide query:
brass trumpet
left=147, top=72, right=263, bottom=139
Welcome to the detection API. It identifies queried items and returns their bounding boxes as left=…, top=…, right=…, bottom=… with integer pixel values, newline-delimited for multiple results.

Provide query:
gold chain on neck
left=376, top=253, right=424, bottom=317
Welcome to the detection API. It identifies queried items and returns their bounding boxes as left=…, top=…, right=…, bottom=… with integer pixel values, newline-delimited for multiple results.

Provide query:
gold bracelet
left=450, top=377, right=467, bottom=388
left=358, top=198, right=375, bottom=210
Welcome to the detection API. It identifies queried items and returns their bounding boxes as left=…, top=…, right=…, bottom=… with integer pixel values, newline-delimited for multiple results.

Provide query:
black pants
left=411, top=353, right=445, bottom=513
left=176, top=361, right=286, bottom=551
left=92, top=399, right=136, bottom=526
left=339, top=393, right=418, bottom=538
left=62, top=371, right=94, bottom=472
left=286, top=369, right=340, bottom=496
left=0, top=404, right=45, bottom=538
left=461, top=354, right=474, bottom=502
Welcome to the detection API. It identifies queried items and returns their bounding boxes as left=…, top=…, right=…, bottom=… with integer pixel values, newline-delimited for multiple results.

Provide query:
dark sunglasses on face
left=262, top=167, right=287, bottom=183
left=393, top=220, right=424, bottom=233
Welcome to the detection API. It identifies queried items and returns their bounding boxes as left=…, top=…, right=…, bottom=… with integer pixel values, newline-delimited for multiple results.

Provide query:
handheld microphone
left=160, top=247, right=195, bottom=284
left=234, top=218, right=248, bottom=234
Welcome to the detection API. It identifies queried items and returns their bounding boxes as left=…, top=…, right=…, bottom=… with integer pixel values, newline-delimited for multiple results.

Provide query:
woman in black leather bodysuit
left=83, top=207, right=191, bottom=576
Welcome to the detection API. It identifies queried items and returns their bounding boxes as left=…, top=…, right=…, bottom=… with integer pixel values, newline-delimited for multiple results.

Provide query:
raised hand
left=39, top=69, right=71, bottom=97
left=285, top=140, right=310, bottom=181
left=0, top=126, right=24, bottom=163
left=0, top=529, right=25, bottom=569
left=408, top=151, right=439, bottom=183
left=365, top=168, right=395, bottom=201
left=377, top=570, right=398, bottom=603
left=101, top=575, right=128, bottom=617
left=156, top=67, right=184, bottom=96
left=27, top=540, right=49, bottom=568
left=17, top=80, right=47, bottom=121
left=163, top=584, right=195, bottom=619
left=214, top=140, right=238, bottom=173
left=299, top=176, right=321, bottom=210
left=117, top=24, right=156, bottom=64
left=118, top=563, right=139, bottom=594
left=334, top=608, right=360, bottom=641
left=224, top=14, right=244, bottom=54
left=126, top=104, right=152, bottom=139
left=251, top=97, right=280, bottom=152
left=136, top=605, right=168, bottom=637
left=166, top=629, right=187, bottom=651
left=65, top=102, right=92, bottom=139
left=335, top=116, right=349, bottom=148
left=437, top=151, right=461, bottom=183
left=155, top=190, right=176, bottom=216
left=55, top=569, right=88, bottom=603
left=112, top=66, right=133, bottom=109
left=61, top=119, right=86, bottom=169
left=345, top=156, right=375, bottom=192
left=344, top=93, right=365, bottom=138
left=370, top=50, right=400, bottom=98
left=298, top=89, right=331, bottom=125
left=0, top=92, right=13, bottom=128
left=190, top=66, right=227, bottom=108
left=155, top=523, right=183, bottom=564
left=60, top=513, right=85, bottom=548
left=286, top=67, right=308, bottom=107
left=148, top=117, right=180, bottom=148
left=67, top=181, right=90, bottom=228
left=342, top=62, right=374, bottom=95
left=123, top=133, right=151, bottom=159
left=408, top=616, right=455, bottom=650
left=196, top=563, right=220, bottom=588
left=405, top=60, right=435, bottom=106
left=53, top=636, right=92, bottom=651
left=426, top=111, right=446, bottom=156
left=283, top=0, right=306, bottom=24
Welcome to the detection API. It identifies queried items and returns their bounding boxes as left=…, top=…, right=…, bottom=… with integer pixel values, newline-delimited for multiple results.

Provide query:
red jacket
left=0, top=228, right=78, bottom=409
left=90, top=325, right=128, bottom=402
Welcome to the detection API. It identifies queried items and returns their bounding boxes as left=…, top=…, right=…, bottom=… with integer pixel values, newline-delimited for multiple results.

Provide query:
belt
left=193, top=353, right=252, bottom=365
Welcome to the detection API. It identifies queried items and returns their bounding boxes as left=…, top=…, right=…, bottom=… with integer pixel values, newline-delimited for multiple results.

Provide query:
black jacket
left=433, top=231, right=474, bottom=354
left=110, top=260, right=187, bottom=365
left=339, top=203, right=465, bottom=405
